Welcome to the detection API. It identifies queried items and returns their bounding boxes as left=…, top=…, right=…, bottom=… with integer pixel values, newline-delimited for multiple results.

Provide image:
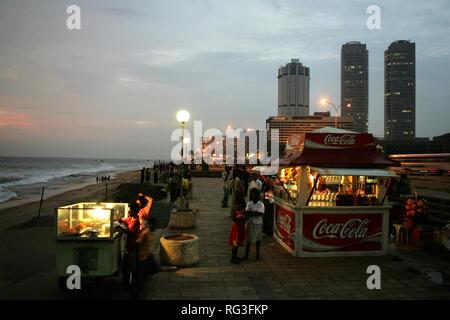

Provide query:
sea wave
left=0, top=162, right=117, bottom=189
left=0, top=188, right=18, bottom=202
left=0, top=176, right=22, bottom=184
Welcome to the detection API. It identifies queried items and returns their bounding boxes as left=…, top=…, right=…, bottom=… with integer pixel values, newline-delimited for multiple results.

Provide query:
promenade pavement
left=145, top=177, right=450, bottom=300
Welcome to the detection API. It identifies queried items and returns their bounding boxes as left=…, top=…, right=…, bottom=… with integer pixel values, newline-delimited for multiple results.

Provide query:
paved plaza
left=145, top=178, right=450, bottom=300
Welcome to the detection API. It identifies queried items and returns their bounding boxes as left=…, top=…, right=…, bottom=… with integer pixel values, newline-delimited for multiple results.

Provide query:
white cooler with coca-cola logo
left=273, top=200, right=390, bottom=257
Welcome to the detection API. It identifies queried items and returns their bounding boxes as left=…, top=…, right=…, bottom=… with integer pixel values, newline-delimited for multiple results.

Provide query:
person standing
left=242, top=167, right=250, bottom=199
left=140, top=167, right=145, bottom=184
left=229, top=202, right=247, bottom=264
left=136, top=194, right=154, bottom=230
left=117, top=203, right=141, bottom=290
left=221, top=166, right=233, bottom=208
left=145, top=168, right=151, bottom=184
left=243, top=188, right=265, bottom=260
left=230, top=167, right=245, bottom=218
left=153, top=169, right=158, bottom=184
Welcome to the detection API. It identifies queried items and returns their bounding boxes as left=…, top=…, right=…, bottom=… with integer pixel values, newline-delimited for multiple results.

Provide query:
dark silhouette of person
left=140, top=167, right=145, bottom=184
left=153, top=169, right=158, bottom=184
left=242, top=166, right=250, bottom=199
left=145, top=168, right=151, bottom=184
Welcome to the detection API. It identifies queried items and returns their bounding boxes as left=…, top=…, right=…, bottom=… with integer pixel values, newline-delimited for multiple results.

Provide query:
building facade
left=266, top=112, right=355, bottom=153
left=384, top=40, right=416, bottom=139
left=341, top=41, right=369, bottom=133
left=278, top=59, right=310, bottom=117
left=375, top=133, right=450, bottom=155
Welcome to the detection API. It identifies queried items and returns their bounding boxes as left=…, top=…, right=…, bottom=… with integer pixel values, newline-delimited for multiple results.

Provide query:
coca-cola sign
left=302, top=213, right=383, bottom=252
left=303, top=133, right=374, bottom=150
left=324, top=134, right=356, bottom=146
left=274, top=205, right=295, bottom=251
left=312, top=218, right=370, bottom=240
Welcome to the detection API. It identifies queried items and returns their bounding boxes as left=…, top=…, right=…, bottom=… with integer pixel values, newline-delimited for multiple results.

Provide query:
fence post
left=37, top=187, right=45, bottom=218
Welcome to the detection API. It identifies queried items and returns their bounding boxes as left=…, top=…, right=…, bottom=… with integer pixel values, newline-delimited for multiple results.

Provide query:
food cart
left=55, top=202, right=129, bottom=285
left=273, top=128, right=399, bottom=257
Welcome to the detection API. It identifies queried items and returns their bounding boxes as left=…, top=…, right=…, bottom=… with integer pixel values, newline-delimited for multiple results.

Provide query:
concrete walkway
left=145, top=177, right=450, bottom=300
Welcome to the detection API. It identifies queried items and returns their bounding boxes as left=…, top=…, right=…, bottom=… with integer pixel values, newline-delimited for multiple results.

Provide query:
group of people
left=96, top=175, right=110, bottom=183
left=222, top=166, right=266, bottom=264
left=140, top=167, right=158, bottom=184
left=167, top=170, right=193, bottom=202
left=115, top=193, right=160, bottom=298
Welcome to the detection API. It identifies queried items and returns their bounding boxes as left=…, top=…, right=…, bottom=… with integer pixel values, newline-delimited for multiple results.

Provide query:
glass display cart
left=55, top=202, right=129, bottom=285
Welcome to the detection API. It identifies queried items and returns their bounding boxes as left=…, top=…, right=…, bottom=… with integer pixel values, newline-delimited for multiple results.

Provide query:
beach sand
left=0, top=170, right=142, bottom=299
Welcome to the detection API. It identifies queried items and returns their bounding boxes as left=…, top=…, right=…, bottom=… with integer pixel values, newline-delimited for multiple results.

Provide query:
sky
left=0, top=0, right=449, bottom=159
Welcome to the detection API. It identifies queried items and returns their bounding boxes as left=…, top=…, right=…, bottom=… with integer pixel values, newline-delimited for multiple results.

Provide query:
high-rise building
left=384, top=40, right=415, bottom=139
left=341, top=41, right=369, bottom=133
left=278, top=59, right=310, bottom=116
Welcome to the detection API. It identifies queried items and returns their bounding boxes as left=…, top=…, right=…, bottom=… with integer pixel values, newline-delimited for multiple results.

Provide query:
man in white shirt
left=243, top=188, right=265, bottom=260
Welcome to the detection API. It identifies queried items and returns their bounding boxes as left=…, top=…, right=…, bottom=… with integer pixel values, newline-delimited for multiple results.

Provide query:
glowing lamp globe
left=176, top=110, right=190, bottom=124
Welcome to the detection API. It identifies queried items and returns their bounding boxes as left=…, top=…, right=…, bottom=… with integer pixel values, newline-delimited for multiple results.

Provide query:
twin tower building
left=273, top=40, right=415, bottom=140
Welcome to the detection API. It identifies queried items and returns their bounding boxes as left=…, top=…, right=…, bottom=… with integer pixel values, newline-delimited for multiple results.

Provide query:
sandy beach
left=0, top=169, right=142, bottom=299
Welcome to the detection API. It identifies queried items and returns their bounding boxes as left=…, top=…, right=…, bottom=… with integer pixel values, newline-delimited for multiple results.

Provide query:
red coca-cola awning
left=280, top=130, right=399, bottom=167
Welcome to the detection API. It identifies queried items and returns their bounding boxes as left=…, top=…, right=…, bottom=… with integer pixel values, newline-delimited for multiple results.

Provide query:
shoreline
left=0, top=169, right=139, bottom=212
left=0, top=170, right=140, bottom=230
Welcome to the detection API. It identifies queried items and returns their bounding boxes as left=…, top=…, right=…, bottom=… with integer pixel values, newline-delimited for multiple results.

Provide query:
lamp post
left=320, top=98, right=351, bottom=129
left=176, top=110, right=190, bottom=207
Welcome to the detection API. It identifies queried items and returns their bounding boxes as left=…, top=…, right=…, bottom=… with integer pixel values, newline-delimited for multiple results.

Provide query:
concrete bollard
left=160, top=234, right=199, bottom=267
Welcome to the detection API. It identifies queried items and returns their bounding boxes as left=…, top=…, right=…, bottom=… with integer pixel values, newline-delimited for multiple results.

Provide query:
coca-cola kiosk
left=272, top=128, right=399, bottom=257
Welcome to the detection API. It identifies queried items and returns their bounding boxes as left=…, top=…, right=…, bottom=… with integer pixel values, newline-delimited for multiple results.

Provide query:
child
left=229, top=202, right=247, bottom=264
left=243, top=188, right=265, bottom=260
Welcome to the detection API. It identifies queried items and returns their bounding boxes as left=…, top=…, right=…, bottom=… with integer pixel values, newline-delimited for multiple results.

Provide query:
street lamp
left=176, top=109, right=189, bottom=207
left=320, top=98, right=351, bottom=129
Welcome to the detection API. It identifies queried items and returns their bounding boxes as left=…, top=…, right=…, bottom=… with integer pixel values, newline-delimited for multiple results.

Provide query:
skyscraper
left=384, top=40, right=416, bottom=139
left=341, top=41, right=369, bottom=133
left=278, top=59, right=310, bottom=116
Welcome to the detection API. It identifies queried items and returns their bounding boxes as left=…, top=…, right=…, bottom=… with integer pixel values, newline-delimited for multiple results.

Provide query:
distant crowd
left=96, top=175, right=110, bottom=183
left=140, top=161, right=193, bottom=202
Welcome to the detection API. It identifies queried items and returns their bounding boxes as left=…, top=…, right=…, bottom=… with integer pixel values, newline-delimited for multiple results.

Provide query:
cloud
left=1, top=69, right=18, bottom=80
left=136, top=120, right=159, bottom=128
left=140, top=50, right=193, bottom=67
left=102, top=7, right=153, bottom=19
left=0, top=109, right=32, bottom=128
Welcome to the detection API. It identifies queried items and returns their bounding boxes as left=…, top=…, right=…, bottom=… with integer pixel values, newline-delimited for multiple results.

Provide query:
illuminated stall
left=273, top=129, right=399, bottom=257
left=55, top=202, right=129, bottom=282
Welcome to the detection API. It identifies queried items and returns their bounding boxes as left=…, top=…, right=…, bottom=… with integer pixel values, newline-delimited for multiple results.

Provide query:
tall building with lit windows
left=278, top=59, right=310, bottom=116
left=341, top=41, right=368, bottom=133
left=384, top=40, right=415, bottom=139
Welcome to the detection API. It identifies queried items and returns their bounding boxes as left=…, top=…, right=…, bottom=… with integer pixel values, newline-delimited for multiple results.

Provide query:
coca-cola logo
left=324, top=134, right=356, bottom=146
left=288, top=134, right=301, bottom=147
left=277, top=214, right=292, bottom=234
left=312, top=218, right=370, bottom=240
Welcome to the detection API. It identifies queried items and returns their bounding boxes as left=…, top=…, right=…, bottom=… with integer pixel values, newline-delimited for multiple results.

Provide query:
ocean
left=0, top=157, right=153, bottom=204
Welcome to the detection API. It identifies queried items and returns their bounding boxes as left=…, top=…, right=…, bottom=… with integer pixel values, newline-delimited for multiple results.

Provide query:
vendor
left=118, top=202, right=141, bottom=253
left=136, top=193, right=154, bottom=230
left=118, top=202, right=141, bottom=290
